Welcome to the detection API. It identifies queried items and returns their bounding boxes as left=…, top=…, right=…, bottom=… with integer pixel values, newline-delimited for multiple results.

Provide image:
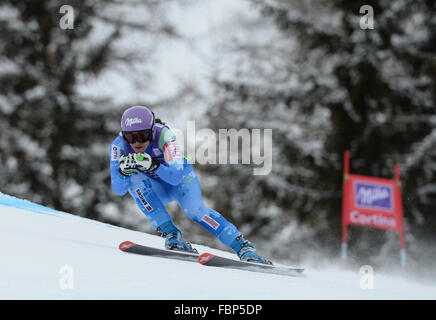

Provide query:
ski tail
left=198, top=252, right=305, bottom=277
left=119, top=241, right=199, bottom=262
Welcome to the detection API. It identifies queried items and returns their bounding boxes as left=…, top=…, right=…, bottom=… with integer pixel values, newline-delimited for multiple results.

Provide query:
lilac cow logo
left=354, top=182, right=393, bottom=212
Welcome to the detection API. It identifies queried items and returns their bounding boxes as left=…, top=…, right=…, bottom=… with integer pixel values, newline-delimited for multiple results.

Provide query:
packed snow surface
left=0, top=193, right=434, bottom=299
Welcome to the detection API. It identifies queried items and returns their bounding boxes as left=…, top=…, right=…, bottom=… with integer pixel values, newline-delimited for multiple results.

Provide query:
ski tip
left=198, top=253, right=215, bottom=265
left=119, top=241, right=136, bottom=251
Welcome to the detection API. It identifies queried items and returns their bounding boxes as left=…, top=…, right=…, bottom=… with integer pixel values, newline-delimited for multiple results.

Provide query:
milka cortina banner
left=341, top=151, right=406, bottom=268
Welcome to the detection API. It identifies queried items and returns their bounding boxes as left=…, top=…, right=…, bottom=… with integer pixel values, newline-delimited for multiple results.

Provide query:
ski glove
left=135, top=152, right=160, bottom=172
left=119, top=153, right=137, bottom=176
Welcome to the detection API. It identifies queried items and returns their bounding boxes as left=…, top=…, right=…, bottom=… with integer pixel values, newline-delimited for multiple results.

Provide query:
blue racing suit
left=110, top=123, right=240, bottom=248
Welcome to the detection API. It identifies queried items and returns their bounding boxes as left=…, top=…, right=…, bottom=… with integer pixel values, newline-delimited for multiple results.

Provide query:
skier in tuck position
left=110, top=105, right=271, bottom=264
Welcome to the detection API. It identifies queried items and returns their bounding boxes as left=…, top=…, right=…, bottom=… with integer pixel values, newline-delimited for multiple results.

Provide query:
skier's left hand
left=119, top=153, right=138, bottom=176
left=135, top=153, right=160, bottom=172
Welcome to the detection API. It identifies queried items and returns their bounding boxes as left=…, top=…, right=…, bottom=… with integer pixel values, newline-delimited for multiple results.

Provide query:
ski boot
left=156, top=221, right=198, bottom=254
left=231, top=234, right=272, bottom=265
left=164, top=232, right=198, bottom=253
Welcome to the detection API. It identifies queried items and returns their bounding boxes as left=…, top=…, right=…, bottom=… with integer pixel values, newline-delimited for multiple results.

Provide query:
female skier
left=110, top=105, right=270, bottom=264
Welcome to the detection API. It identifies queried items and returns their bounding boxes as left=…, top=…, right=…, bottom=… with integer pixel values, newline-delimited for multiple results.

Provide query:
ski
left=119, top=241, right=199, bottom=262
left=198, top=252, right=305, bottom=277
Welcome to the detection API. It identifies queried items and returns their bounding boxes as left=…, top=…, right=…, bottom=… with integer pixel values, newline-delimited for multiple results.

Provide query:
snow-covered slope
left=0, top=192, right=434, bottom=300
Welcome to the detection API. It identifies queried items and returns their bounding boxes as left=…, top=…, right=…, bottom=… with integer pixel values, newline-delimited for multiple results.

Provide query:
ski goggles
left=122, top=130, right=153, bottom=144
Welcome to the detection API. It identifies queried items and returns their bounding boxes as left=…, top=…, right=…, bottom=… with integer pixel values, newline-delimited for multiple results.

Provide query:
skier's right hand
left=119, top=153, right=137, bottom=176
left=135, top=152, right=160, bottom=172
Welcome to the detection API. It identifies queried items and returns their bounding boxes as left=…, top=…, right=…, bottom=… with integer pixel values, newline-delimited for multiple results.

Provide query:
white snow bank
left=0, top=193, right=434, bottom=299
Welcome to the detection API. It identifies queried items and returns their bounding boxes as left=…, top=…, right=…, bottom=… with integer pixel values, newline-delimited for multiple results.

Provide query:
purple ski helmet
left=121, top=106, right=155, bottom=132
left=120, top=106, right=156, bottom=143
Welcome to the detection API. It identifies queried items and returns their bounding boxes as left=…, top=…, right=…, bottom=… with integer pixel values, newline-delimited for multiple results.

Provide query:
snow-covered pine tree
left=0, top=0, right=179, bottom=226
left=201, top=0, right=436, bottom=264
